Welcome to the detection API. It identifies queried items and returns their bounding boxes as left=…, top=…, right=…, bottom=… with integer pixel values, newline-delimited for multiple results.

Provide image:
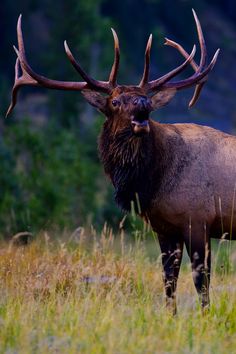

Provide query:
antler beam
left=6, top=15, right=120, bottom=116
left=7, top=10, right=219, bottom=116
left=164, top=9, right=209, bottom=107
left=139, top=9, right=220, bottom=107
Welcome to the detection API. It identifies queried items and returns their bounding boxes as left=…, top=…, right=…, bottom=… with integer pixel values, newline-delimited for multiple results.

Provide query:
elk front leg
left=184, top=224, right=211, bottom=311
left=158, top=234, right=183, bottom=314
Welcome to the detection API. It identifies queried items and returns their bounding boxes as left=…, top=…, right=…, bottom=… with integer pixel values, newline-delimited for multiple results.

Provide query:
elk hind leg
left=184, top=225, right=211, bottom=312
left=158, top=234, right=184, bottom=314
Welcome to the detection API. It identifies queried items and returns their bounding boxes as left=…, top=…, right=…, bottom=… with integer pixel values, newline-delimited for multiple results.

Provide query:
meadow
left=1, top=1, right=236, bottom=353
left=0, top=226, right=236, bottom=354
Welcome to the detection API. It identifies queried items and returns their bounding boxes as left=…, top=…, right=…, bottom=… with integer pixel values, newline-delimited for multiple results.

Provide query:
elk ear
left=81, top=89, right=108, bottom=114
left=150, top=88, right=176, bottom=110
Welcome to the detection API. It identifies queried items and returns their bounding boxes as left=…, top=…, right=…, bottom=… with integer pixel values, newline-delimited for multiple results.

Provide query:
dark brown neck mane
left=99, top=120, right=184, bottom=213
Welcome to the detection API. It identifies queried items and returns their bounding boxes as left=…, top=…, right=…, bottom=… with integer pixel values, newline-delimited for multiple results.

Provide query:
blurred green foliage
left=0, top=118, right=122, bottom=237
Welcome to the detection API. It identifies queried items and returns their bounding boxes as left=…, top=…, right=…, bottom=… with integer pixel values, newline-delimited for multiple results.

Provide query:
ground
left=0, top=227, right=236, bottom=354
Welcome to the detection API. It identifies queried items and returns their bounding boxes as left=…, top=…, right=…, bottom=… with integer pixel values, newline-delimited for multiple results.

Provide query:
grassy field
left=0, top=227, right=236, bottom=354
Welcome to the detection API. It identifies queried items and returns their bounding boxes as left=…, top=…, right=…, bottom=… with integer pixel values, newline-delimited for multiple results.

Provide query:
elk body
left=8, top=10, right=229, bottom=313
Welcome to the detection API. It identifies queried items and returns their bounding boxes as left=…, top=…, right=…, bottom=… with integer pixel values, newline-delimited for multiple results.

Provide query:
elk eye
left=112, top=99, right=120, bottom=107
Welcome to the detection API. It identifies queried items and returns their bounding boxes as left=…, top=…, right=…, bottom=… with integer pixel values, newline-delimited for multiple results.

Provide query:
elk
left=8, top=10, right=230, bottom=314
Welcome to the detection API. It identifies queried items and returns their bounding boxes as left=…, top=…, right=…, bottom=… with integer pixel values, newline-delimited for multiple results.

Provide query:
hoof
left=166, top=297, right=177, bottom=316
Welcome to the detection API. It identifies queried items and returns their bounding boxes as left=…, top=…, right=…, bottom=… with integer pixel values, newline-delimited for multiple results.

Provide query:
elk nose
left=133, top=96, right=150, bottom=109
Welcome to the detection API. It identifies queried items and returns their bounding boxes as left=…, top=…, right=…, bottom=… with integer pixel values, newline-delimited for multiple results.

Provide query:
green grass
left=0, top=229, right=236, bottom=354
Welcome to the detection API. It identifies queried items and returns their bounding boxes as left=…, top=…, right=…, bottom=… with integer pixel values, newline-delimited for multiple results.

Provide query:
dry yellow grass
left=0, top=228, right=236, bottom=353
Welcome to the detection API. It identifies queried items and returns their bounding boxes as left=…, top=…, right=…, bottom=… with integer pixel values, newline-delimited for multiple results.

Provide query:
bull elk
left=8, top=10, right=228, bottom=313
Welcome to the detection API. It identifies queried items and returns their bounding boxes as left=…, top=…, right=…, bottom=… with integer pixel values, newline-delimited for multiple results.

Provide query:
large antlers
left=164, top=9, right=209, bottom=107
left=7, top=10, right=219, bottom=116
left=139, top=9, right=220, bottom=106
left=6, top=15, right=120, bottom=116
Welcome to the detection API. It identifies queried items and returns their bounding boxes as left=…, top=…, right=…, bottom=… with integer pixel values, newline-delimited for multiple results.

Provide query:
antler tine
left=109, top=28, right=120, bottom=87
left=192, top=9, right=207, bottom=68
left=7, top=14, right=119, bottom=116
left=188, top=83, right=205, bottom=107
left=17, top=15, right=25, bottom=56
left=64, top=28, right=121, bottom=92
left=15, top=15, right=89, bottom=91
left=189, top=9, right=207, bottom=107
left=148, top=10, right=220, bottom=107
left=148, top=44, right=196, bottom=91
left=164, top=38, right=198, bottom=71
left=139, top=34, right=152, bottom=88
left=164, top=37, right=205, bottom=107
left=6, top=57, right=39, bottom=117
left=64, top=41, right=110, bottom=92
left=164, top=9, right=209, bottom=107
left=18, top=13, right=109, bottom=92
left=163, top=48, right=220, bottom=90
left=6, top=58, right=20, bottom=117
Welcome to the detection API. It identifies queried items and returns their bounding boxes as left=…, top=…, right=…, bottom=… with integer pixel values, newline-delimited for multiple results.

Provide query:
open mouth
left=131, top=119, right=149, bottom=127
left=131, top=112, right=150, bottom=135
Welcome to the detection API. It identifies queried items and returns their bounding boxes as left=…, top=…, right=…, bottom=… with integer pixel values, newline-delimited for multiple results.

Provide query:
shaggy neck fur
left=99, top=120, right=178, bottom=213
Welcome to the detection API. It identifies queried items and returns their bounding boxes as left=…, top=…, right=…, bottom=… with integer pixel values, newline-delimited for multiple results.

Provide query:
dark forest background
left=0, top=0, right=236, bottom=237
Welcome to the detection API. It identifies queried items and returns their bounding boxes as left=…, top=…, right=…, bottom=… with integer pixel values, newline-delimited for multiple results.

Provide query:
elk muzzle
left=131, top=96, right=151, bottom=136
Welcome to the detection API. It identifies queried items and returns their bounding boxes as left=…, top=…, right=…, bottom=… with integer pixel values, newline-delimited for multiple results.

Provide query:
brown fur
left=83, top=85, right=236, bottom=313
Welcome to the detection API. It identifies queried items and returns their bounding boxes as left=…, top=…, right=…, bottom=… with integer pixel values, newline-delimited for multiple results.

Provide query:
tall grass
left=0, top=228, right=236, bottom=353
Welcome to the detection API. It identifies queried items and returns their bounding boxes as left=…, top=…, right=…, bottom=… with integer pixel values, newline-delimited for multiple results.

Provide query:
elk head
left=7, top=10, right=219, bottom=138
